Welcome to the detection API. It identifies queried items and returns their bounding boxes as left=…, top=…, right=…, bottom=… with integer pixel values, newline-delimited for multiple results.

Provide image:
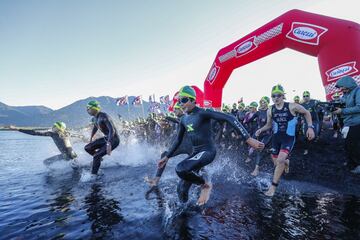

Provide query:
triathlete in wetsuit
left=14, top=122, right=77, bottom=164
left=301, top=91, right=321, bottom=155
left=84, top=101, right=120, bottom=175
left=230, top=103, right=238, bottom=117
left=158, top=86, right=264, bottom=206
left=256, top=85, right=314, bottom=197
left=246, top=97, right=272, bottom=176
left=145, top=103, right=193, bottom=187
left=237, top=102, right=246, bottom=123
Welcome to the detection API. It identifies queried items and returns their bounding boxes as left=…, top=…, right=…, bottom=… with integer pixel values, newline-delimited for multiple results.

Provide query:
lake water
left=0, top=131, right=359, bottom=239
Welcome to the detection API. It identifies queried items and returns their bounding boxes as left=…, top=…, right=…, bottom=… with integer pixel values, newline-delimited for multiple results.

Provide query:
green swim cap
left=250, top=101, right=258, bottom=108
left=222, top=104, right=230, bottom=112
left=238, top=102, right=245, bottom=108
left=271, top=84, right=285, bottom=95
left=303, top=91, right=310, bottom=96
left=53, top=121, right=66, bottom=131
left=294, top=95, right=300, bottom=101
left=174, top=102, right=181, bottom=109
left=260, top=96, right=270, bottom=104
left=332, top=92, right=340, bottom=98
left=178, top=86, right=196, bottom=100
left=232, top=103, right=237, bottom=108
left=87, top=100, right=101, bottom=111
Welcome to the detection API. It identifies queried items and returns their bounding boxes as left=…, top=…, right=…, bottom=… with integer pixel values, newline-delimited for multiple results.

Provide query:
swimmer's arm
left=90, top=125, right=98, bottom=142
left=292, top=103, right=313, bottom=126
left=165, top=121, right=185, bottom=158
left=18, top=129, right=52, bottom=136
left=165, top=116, right=180, bottom=124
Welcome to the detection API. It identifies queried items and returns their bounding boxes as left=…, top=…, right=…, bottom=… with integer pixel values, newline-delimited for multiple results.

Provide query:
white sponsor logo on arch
left=204, top=100, right=212, bottom=107
left=325, top=61, right=358, bottom=82
left=207, top=63, right=220, bottom=84
left=293, top=26, right=318, bottom=40
left=286, top=22, right=328, bottom=45
left=234, top=36, right=258, bottom=58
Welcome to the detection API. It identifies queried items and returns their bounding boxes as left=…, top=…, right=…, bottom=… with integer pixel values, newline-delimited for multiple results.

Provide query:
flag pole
left=127, top=96, right=130, bottom=119
left=141, top=96, right=145, bottom=118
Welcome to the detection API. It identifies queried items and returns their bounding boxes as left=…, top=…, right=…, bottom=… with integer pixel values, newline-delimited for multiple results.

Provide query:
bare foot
left=144, top=176, right=159, bottom=187
left=197, top=183, right=212, bottom=206
left=245, top=157, right=252, bottom=163
left=251, top=167, right=259, bottom=176
left=285, top=159, right=290, bottom=174
left=264, top=185, right=276, bottom=197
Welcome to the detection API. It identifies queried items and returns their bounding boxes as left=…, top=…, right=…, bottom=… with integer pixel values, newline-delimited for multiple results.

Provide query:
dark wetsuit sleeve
left=90, top=125, right=98, bottom=139
left=202, top=109, right=250, bottom=140
left=166, top=121, right=186, bottom=158
left=165, top=116, right=180, bottom=124
left=18, top=129, right=52, bottom=136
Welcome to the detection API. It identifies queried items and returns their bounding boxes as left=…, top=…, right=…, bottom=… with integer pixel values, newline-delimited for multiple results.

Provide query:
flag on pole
left=116, top=96, right=128, bottom=106
left=164, top=95, right=170, bottom=104
left=132, top=96, right=143, bottom=105
left=237, top=97, right=243, bottom=104
left=160, top=95, right=170, bottom=104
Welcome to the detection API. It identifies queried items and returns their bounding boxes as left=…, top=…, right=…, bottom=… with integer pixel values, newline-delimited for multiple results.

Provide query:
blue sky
left=0, top=0, right=358, bottom=109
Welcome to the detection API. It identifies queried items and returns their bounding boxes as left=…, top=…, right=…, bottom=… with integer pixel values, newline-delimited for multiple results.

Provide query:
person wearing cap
left=333, top=76, right=360, bottom=173
left=245, top=96, right=273, bottom=176
left=11, top=122, right=78, bottom=165
left=231, top=103, right=238, bottom=117
left=292, top=96, right=302, bottom=139
left=243, top=101, right=258, bottom=136
left=145, top=102, right=193, bottom=187
left=237, top=102, right=246, bottom=122
left=157, top=86, right=264, bottom=205
left=255, top=84, right=314, bottom=197
left=293, top=96, right=300, bottom=104
left=330, top=92, right=343, bottom=138
left=301, top=91, right=321, bottom=155
left=84, top=100, right=120, bottom=175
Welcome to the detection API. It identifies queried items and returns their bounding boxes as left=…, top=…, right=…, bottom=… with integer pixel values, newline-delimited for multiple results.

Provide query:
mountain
left=0, top=96, right=166, bottom=128
left=0, top=102, right=53, bottom=126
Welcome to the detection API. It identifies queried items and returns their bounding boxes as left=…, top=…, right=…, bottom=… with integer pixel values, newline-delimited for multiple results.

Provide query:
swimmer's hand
left=255, top=129, right=262, bottom=137
left=9, top=126, right=19, bottom=131
left=106, top=142, right=112, bottom=155
left=158, top=157, right=169, bottom=169
left=144, top=176, right=160, bottom=187
left=246, top=137, right=265, bottom=150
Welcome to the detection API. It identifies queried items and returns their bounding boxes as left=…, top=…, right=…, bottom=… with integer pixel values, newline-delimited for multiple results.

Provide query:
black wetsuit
left=248, top=109, right=272, bottom=165
left=84, top=112, right=120, bottom=174
left=18, top=129, right=77, bottom=163
left=231, top=108, right=238, bottom=117
left=165, top=106, right=250, bottom=202
left=301, top=100, right=321, bottom=138
left=156, top=115, right=193, bottom=178
left=237, top=110, right=246, bottom=123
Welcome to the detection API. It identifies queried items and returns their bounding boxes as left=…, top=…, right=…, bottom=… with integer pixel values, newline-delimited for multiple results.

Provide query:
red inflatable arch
left=204, top=9, right=360, bottom=108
